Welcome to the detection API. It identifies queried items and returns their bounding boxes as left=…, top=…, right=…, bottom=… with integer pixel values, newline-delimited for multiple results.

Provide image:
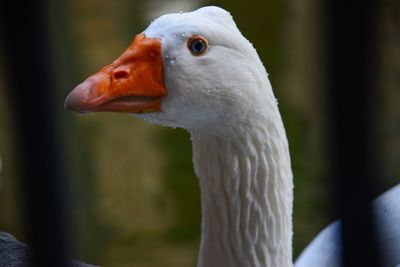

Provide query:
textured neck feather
left=191, top=115, right=293, bottom=267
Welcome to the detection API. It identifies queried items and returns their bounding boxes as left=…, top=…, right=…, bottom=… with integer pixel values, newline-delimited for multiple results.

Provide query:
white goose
left=65, top=6, right=400, bottom=267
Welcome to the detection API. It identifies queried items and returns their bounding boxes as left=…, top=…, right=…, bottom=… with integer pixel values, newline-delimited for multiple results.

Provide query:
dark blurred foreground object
left=0, top=232, right=98, bottom=267
left=325, top=0, right=383, bottom=266
left=0, top=0, right=79, bottom=267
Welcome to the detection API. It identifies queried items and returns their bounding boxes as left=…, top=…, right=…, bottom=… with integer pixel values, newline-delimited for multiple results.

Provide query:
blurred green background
left=0, top=0, right=399, bottom=266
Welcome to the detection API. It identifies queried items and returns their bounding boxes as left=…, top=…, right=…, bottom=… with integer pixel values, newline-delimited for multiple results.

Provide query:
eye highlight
left=187, top=35, right=208, bottom=56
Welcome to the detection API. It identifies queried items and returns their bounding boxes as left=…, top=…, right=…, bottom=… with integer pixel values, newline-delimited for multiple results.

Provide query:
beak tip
left=64, top=94, right=72, bottom=110
left=64, top=94, right=76, bottom=111
left=65, top=82, right=92, bottom=113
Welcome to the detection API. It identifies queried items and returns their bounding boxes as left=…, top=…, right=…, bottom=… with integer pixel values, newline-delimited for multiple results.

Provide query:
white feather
left=295, top=184, right=400, bottom=267
left=134, top=6, right=400, bottom=267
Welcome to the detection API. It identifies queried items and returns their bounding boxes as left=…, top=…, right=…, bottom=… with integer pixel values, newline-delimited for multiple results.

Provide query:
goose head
left=66, top=7, right=293, bottom=267
left=66, top=6, right=276, bottom=136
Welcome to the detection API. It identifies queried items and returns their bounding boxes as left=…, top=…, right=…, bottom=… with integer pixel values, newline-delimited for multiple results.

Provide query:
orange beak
left=65, top=33, right=167, bottom=113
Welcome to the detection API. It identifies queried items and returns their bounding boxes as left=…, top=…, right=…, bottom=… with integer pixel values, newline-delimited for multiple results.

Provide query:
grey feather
left=0, top=232, right=99, bottom=267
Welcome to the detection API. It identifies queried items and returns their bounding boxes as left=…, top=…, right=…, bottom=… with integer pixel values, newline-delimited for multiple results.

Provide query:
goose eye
left=188, top=35, right=208, bottom=56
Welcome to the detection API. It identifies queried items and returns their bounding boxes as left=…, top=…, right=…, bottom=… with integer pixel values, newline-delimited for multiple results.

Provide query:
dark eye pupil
left=192, top=39, right=205, bottom=53
left=187, top=36, right=208, bottom=56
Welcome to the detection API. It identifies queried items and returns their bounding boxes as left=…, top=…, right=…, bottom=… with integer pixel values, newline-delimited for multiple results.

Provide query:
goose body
left=65, top=6, right=400, bottom=267
left=295, top=184, right=400, bottom=267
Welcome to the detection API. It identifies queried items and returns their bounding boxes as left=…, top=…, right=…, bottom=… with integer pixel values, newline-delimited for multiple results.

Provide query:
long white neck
left=191, top=114, right=293, bottom=267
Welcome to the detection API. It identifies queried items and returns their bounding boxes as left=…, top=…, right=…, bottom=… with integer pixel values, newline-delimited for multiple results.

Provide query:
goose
left=65, top=6, right=400, bottom=267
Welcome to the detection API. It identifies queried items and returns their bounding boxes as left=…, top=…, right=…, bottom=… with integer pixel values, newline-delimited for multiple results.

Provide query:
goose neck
left=191, top=129, right=293, bottom=267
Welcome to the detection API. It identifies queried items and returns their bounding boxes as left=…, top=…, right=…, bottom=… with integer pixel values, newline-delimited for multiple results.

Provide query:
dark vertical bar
left=325, top=0, right=382, bottom=267
left=0, top=1, right=69, bottom=267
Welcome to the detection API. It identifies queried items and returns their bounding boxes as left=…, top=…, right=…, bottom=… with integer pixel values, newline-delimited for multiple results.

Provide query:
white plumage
left=66, top=6, right=400, bottom=267
left=296, top=184, right=400, bottom=267
left=141, top=8, right=293, bottom=266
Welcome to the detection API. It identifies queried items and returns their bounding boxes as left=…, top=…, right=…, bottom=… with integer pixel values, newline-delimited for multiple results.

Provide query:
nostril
left=113, top=70, right=129, bottom=80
